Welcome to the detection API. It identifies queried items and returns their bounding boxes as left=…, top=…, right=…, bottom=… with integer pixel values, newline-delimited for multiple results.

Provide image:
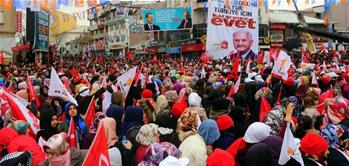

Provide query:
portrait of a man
left=144, top=13, right=160, bottom=31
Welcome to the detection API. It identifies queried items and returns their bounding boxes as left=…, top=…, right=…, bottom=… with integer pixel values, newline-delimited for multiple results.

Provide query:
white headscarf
left=188, top=93, right=202, bottom=107
left=243, top=122, right=271, bottom=143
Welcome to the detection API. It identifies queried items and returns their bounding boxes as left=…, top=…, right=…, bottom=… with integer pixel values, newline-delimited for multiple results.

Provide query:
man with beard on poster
left=230, top=30, right=257, bottom=60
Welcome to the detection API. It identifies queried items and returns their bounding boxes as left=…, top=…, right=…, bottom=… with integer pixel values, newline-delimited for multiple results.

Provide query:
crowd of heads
left=1, top=47, right=349, bottom=166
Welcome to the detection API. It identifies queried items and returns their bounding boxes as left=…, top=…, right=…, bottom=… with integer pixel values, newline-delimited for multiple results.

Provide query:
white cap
left=159, top=156, right=189, bottom=166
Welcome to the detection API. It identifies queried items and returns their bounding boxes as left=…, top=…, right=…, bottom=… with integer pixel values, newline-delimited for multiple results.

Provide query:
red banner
left=181, top=43, right=204, bottom=52
left=16, top=11, right=22, bottom=33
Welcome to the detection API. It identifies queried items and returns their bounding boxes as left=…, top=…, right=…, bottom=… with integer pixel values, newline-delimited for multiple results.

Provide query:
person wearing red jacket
left=7, top=121, right=47, bottom=166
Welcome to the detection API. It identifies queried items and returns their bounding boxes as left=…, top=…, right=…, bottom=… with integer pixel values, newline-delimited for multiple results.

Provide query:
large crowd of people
left=1, top=48, right=349, bottom=166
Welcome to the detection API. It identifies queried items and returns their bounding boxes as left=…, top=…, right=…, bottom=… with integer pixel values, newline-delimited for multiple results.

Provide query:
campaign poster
left=142, top=7, right=192, bottom=31
left=206, top=0, right=259, bottom=60
left=33, top=11, right=50, bottom=51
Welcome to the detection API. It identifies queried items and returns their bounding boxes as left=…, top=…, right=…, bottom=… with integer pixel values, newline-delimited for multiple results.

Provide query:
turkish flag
left=26, top=73, right=40, bottom=109
left=82, top=123, right=110, bottom=166
left=68, top=119, right=78, bottom=148
left=1, top=89, right=40, bottom=135
left=257, top=52, right=264, bottom=64
left=85, top=96, right=96, bottom=128
left=0, top=51, right=4, bottom=64
left=259, top=95, right=272, bottom=122
left=232, top=54, right=240, bottom=78
left=317, top=88, right=334, bottom=115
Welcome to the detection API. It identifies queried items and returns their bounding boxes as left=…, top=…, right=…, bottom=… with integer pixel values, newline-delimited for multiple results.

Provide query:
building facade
left=0, top=6, right=16, bottom=59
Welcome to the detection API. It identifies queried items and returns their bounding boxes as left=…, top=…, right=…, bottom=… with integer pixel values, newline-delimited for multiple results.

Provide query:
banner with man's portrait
left=206, top=0, right=259, bottom=60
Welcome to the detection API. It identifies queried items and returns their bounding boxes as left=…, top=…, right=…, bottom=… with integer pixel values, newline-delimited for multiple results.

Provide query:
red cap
left=80, top=79, right=88, bottom=84
left=171, top=102, right=188, bottom=118
left=283, top=77, right=294, bottom=87
left=216, top=115, right=234, bottom=131
left=300, top=133, right=328, bottom=155
left=142, top=89, right=153, bottom=99
left=207, top=149, right=235, bottom=166
left=321, top=76, right=331, bottom=84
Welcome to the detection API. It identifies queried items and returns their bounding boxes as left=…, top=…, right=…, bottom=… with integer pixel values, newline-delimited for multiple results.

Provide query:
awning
left=269, top=11, right=324, bottom=24
left=12, top=45, right=30, bottom=52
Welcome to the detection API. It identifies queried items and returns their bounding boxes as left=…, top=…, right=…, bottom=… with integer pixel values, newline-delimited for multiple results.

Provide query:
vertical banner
left=206, top=0, right=259, bottom=60
left=33, top=11, right=50, bottom=51
left=16, top=11, right=22, bottom=33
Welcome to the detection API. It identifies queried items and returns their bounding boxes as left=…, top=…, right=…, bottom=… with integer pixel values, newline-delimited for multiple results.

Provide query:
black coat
left=177, top=18, right=192, bottom=29
left=144, top=24, right=160, bottom=31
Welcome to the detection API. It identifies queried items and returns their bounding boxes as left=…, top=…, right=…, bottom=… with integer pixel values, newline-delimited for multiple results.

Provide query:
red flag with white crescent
left=68, top=119, right=78, bottom=148
left=82, top=123, right=110, bottom=166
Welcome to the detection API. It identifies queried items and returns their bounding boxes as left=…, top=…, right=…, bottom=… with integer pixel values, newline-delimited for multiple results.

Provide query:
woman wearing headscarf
left=261, top=136, right=283, bottom=165
left=301, top=133, right=349, bottom=166
left=81, top=112, right=106, bottom=149
left=119, top=106, right=144, bottom=140
left=226, top=122, right=271, bottom=166
left=198, top=119, right=220, bottom=156
left=64, top=102, right=88, bottom=147
left=294, top=115, right=318, bottom=139
left=264, top=105, right=285, bottom=135
left=99, top=117, right=122, bottom=166
left=40, top=132, right=88, bottom=166
left=213, top=115, right=235, bottom=150
left=156, top=95, right=169, bottom=115
left=0, top=151, right=32, bottom=166
left=138, top=142, right=182, bottom=166
left=117, top=106, right=143, bottom=166
left=301, top=87, right=321, bottom=122
left=155, top=110, right=181, bottom=147
left=2, top=123, right=47, bottom=166
left=187, top=92, right=207, bottom=121
left=107, top=92, right=124, bottom=135
left=245, top=143, right=275, bottom=166
left=135, top=123, right=159, bottom=165
left=38, top=106, right=59, bottom=140
left=178, top=109, right=207, bottom=166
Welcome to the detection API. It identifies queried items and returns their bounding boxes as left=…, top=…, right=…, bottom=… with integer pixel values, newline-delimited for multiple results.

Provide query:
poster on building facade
left=108, top=19, right=130, bottom=48
left=206, top=0, right=259, bottom=60
left=142, top=7, right=193, bottom=31
left=33, top=11, right=50, bottom=51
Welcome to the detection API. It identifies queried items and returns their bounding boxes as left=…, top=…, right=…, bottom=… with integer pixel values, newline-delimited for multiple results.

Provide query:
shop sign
left=166, top=47, right=181, bottom=54
left=270, top=23, right=287, bottom=30
left=181, top=43, right=204, bottom=52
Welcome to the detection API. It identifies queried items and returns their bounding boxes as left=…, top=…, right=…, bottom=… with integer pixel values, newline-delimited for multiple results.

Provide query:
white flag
left=48, top=67, right=78, bottom=106
left=312, top=71, right=318, bottom=85
left=201, top=66, right=206, bottom=79
left=246, top=59, right=251, bottom=74
left=102, top=91, right=112, bottom=113
left=234, top=75, right=241, bottom=94
left=272, top=50, right=291, bottom=80
left=278, top=123, right=304, bottom=166
left=38, top=136, right=47, bottom=151
left=117, top=67, right=137, bottom=98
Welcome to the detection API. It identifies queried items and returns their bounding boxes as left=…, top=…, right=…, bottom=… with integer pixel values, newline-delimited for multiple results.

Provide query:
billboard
left=33, top=11, right=50, bottom=51
left=206, top=0, right=259, bottom=60
left=142, top=7, right=192, bottom=31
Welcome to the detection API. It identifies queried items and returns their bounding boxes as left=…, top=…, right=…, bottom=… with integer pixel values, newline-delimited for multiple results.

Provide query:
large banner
left=206, top=0, right=259, bottom=60
left=33, top=11, right=50, bottom=51
left=142, top=7, right=192, bottom=31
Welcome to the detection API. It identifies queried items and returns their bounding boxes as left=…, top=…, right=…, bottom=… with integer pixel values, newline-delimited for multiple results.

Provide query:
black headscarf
left=245, top=143, right=275, bottom=166
left=38, top=106, right=58, bottom=140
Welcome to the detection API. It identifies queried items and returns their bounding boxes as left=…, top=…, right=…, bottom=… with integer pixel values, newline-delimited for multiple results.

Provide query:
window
left=0, top=11, right=4, bottom=24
